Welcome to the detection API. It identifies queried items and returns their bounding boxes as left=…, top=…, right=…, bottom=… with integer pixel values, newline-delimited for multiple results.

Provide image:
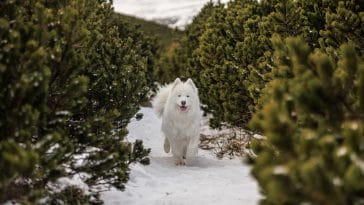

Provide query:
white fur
left=152, top=78, right=201, bottom=165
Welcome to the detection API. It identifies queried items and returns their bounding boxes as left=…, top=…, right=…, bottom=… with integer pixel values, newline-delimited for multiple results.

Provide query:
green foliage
left=320, top=0, right=364, bottom=55
left=166, top=0, right=363, bottom=129
left=192, top=0, right=263, bottom=128
left=154, top=41, right=183, bottom=84
left=249, top=37, right=364, bottom=205
left=0, top=0, right=155, bottom=203
left=47, top=185, right=102, bottom=205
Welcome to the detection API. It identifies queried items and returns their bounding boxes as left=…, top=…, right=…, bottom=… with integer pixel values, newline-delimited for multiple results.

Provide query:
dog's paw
left=175, top=161, right=186, bottom=166
left=174, top=159, right=186, bottom=166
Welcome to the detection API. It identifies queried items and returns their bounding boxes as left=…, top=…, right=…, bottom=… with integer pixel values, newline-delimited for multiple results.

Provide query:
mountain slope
left=114, top=13, right=183, bottom=51
left=113, top=0, right=229, bottom=29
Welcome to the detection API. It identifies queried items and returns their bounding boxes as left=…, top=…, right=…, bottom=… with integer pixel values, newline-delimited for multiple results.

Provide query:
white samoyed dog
left=152, top=78, right=201, bottom=165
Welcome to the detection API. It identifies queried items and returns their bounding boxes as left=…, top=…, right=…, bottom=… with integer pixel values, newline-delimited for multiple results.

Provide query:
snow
left=101, top=107, right=260, bottom=205
left=112, top=0, right=230, bottom=29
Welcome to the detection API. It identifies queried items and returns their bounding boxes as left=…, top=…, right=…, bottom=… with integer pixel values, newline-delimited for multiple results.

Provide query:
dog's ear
left=186, top=78, right=198, bottom=93
left=172, top=78, right=182, bottom=90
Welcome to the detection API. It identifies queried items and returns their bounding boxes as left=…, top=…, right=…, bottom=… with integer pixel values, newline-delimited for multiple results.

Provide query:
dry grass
left=199, top=129, right=254, bottom=159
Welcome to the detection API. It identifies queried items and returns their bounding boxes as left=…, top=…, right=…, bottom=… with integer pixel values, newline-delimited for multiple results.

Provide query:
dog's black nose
left=181, top=101, right=186, bottom=106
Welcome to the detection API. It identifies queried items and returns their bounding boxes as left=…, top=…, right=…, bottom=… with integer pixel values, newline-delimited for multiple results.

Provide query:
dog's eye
left=187, top=95, right=190, bottom=98
left=178, top=95, right=181, bottom=97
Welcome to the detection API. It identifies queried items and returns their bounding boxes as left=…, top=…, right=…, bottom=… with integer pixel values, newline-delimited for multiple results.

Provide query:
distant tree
left=187, top=0, right=263, bottom=128
left=153, top=2, right=221, bottom=84
left=320, top=0, right=364, bottom=56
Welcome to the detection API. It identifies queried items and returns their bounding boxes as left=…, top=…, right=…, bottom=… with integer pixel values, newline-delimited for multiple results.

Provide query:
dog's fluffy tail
left=151, top=83, right=172, bottom=117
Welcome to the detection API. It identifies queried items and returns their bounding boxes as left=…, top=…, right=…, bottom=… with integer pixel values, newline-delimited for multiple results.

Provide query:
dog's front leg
left=185, top=135, right=199, bottom=165
left=170, top=140, right=185, bottom=165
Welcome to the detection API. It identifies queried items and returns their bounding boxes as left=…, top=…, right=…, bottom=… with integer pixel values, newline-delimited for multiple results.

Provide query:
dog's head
left=171, top=78, right=199, bottom=112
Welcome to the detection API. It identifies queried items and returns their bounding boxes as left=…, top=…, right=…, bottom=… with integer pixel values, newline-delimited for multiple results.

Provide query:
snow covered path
left=101, top=107, right=260, bottom=205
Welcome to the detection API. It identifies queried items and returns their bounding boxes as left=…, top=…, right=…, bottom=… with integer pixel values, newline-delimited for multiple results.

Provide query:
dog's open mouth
left=179, top=105, right=188, bottom=111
